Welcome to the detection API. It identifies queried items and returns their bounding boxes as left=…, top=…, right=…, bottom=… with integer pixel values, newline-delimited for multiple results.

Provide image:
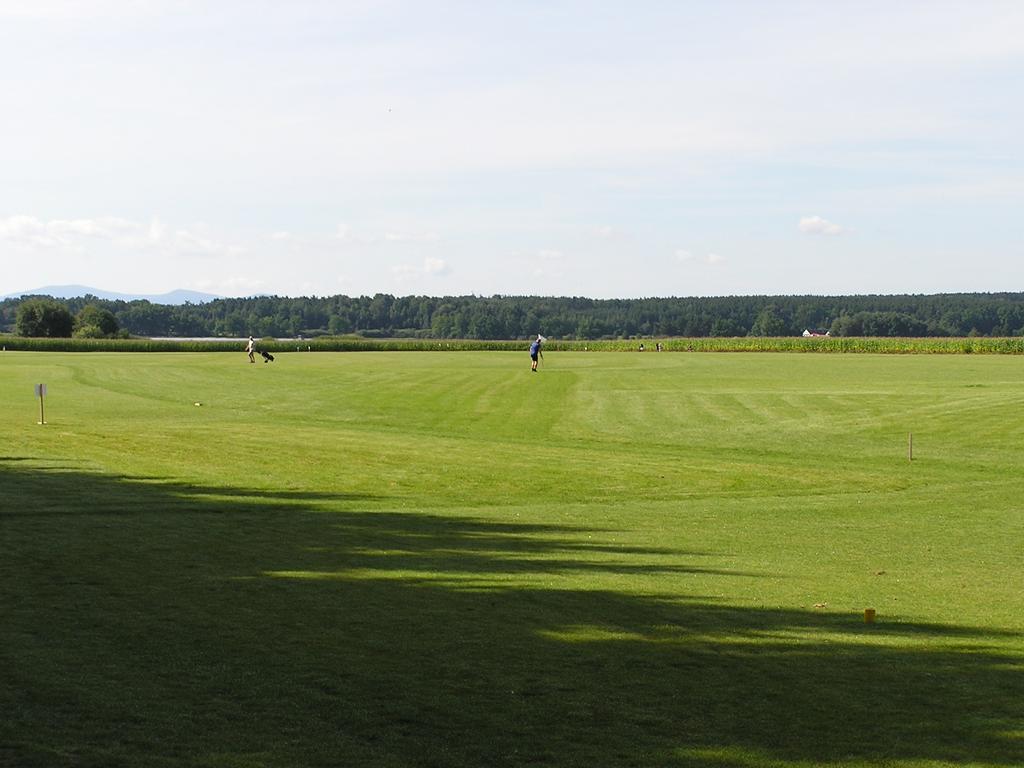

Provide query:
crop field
left=2, top=350, right=1023, bottom=768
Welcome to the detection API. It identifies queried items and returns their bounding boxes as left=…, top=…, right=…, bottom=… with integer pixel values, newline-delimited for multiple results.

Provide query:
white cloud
left=194, top=276, right=265, bottom=295
left=148, top=218, right=165, bottom=243
left=0, top=214, right=245, bottom=257
left=391, top=257, right=453, bottom=281
left=389, top=264, right=418, bottom=282
left=0, top=215, right=136, bottom=248
left=172, top=229, right=244, bottom=257
left=538, top=249, right=563, bottom=260
left=677, top=249, right=722, bottom=265
left=798, top=216, right=846, bottom=236
left=423, top=257, right=451, bottom=275
left=532, top=266, right=564, bottom=280
left=335, top=224, right=440, bottom=244
left=383, top=231, right=439, bottom=243
left=0, top=0, right=136, bottom=20
left=594, top=225, right=629, bottom=240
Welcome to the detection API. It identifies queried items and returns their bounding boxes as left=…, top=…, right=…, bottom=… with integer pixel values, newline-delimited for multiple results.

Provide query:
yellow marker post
left=35, top=383, right=47, bottom=425
left=864, top=608, right=876, bottom=624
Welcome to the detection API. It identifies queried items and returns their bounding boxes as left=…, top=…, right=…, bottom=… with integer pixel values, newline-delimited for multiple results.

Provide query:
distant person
left=639, top=343, right=645, bottom=352
left=246, top=336, right=256, bottom=363
left=529, top=334, right=544, bottom=372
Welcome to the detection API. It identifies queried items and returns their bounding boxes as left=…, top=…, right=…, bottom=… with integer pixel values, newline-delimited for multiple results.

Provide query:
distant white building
left=802, top=328, right=831, bottom=337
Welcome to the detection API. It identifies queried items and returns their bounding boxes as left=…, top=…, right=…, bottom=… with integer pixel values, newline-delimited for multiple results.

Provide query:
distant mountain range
left=2, top=285, right=222, bottom=305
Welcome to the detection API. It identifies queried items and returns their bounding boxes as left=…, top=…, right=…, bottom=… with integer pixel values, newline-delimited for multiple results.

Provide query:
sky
left=1, top=0, right=1022, bottom=299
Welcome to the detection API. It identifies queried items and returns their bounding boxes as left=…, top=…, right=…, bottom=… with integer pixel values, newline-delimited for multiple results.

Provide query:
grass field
left=2, top=350, right=1022, bottom=768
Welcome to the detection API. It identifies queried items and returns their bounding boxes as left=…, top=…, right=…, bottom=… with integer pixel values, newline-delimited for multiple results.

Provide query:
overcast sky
left=1, top=1, right=1022, bottom=299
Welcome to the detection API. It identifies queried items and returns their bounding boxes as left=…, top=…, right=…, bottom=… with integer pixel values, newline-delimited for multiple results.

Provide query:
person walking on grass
left=529, top=334, right=544, bottom=372
left=246, top=336, right=256, bottom=363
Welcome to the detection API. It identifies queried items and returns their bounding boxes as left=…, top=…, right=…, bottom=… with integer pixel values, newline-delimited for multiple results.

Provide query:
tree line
left=3, top=292, right=1024, bottom=339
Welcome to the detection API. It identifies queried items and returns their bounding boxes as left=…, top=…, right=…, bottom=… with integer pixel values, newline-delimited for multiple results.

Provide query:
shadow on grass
left=2, top=460, right=1021, bottom=768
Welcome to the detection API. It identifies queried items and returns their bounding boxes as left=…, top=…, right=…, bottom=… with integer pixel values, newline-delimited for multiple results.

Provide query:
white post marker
left=35, top=383, right=47, bottom=424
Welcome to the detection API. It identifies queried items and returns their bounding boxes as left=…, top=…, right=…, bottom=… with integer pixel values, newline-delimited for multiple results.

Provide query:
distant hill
left=2, top=285, right=222, bottom=305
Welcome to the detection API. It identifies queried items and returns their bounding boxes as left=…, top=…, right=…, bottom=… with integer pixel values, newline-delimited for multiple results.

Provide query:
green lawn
left=2, top=350, right=1022, bottom=768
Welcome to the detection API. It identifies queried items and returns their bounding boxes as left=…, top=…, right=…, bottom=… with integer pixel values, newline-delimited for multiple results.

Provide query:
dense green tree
left=119, top=302, right=175, bottom=336
left=749, top=305, right=788, bottom=336
left=15, top=299, right=74, bottom=337
left=831, top=311, right=929, bottom=337
left=74, top=304, right=120, bottom=338
left=710, top=318, right=745, bottom=337
left=6, top=291, right=1024, bottom=340
left=327, top=315, right=352, bottom=335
